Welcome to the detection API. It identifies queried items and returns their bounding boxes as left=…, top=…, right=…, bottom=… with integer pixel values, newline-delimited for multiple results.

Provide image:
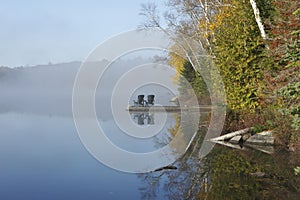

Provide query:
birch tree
left=249, top=0, right=268, bottom=40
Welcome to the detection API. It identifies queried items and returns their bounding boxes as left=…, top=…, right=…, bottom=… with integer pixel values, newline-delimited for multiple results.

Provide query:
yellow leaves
left=168, top=45, right=187, bottom=83
left=198, top=3, right=234, bottom=40
left=210, top=10, right=230, bottom=31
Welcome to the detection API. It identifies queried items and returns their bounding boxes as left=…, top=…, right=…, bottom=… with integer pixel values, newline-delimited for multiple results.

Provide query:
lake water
left=1, top=62, right=299, bottom=199
left=0, top=111, right=299, bottom=200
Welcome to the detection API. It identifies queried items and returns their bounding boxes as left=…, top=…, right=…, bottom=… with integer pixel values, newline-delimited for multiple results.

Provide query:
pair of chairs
left=133, top=95, right=155, bottom=106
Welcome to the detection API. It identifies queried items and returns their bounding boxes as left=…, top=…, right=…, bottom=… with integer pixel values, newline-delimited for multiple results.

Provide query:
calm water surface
left=0, top=62, right=299, bottom=199
left=0, top=112, right=299, bottom=200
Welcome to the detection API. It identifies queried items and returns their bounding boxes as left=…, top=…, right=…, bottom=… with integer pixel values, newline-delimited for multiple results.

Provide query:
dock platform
left=127, top=105, right=213, bottom=112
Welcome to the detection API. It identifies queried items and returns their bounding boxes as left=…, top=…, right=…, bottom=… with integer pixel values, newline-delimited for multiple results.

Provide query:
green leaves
left=212, top=0, right=268, bottom=110
left=277, top=82, right=300, bottom=130
left=277, top=82, right=300, bottom=99
left=178, top=61, right=209, bottom=102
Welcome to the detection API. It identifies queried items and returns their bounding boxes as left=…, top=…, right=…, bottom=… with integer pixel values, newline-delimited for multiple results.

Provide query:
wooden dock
left=127, top=105, right=213, bottom=113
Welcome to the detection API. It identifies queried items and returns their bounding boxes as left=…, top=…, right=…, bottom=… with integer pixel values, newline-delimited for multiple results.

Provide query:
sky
left=0, top=0, right=166, bottom=67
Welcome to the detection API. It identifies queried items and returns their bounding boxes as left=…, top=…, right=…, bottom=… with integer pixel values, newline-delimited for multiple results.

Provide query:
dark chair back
left=137, top=95, right=145, bottom=105
left=147, top=95, right=155, bottom=105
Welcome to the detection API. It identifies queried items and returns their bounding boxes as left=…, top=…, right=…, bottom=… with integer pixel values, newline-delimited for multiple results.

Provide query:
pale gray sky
left=0, top=0, right=166, bottom=67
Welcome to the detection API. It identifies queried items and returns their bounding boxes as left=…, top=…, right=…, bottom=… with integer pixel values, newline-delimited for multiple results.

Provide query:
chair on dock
left=133, top=95, right=144, bottom=106
left=147, top=95, right=155, bottom=106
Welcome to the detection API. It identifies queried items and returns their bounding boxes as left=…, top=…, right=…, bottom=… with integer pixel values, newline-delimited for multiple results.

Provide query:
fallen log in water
left=209, top=127, right=254, bottom=142
left=209, top=129, right=275, bottom=154
left=243, top=143, right=275, bottom=154
left=153, top=165, right=177, bottom=172
left=208, top=140, right=248, bottom=150
left=244, top=130, right=274, bottom=145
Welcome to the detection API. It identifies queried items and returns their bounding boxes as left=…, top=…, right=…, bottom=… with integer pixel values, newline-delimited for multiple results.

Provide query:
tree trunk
left=249, top=0, right=267, bottom=40
left=209, top=127, right=253, bottom=141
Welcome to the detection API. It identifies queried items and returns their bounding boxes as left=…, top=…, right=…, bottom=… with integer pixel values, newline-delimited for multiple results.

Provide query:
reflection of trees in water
left=138, top=127, right=209, bottom=200
left=137, top=111, right=210, bottom=199
left=137, top=109, right=299, bottom=199
left=150, top=111, right=205, bottom=155
left=200, top=147, right=260, bottom=199
left=138, top=126, right=300, bottom=199
left=199, top=147, right=300, bottom=199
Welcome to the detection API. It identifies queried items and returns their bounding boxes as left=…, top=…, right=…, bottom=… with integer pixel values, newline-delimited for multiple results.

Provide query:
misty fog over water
left=0, top=58, right=181, bottom=199
left=0, top=58, right=177, bottom=117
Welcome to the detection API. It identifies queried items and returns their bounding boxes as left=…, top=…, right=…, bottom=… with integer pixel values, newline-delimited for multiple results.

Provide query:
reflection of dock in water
left=132, top=113, right=155, bottom=125
left=127, top=106, right=213, bottom=113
